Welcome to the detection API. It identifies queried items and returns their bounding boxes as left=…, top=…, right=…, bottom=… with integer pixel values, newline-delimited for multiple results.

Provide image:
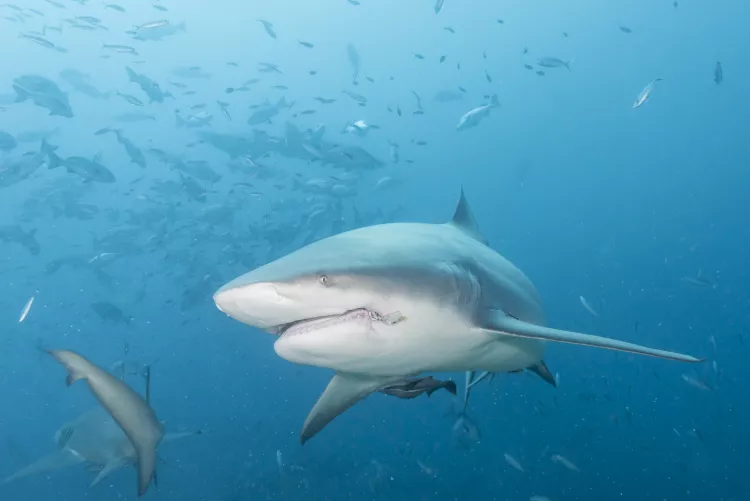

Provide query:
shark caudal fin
left=482, top=313, right=702, bottom=363
left=135, top=443, right=158, bottom=497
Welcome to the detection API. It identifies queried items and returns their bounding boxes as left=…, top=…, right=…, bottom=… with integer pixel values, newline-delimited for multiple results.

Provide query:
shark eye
left=318, top=274, right=330, bottom=286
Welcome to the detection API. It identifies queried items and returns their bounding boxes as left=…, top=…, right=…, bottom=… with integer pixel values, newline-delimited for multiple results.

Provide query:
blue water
left=1, top=0, right=748, bottom=500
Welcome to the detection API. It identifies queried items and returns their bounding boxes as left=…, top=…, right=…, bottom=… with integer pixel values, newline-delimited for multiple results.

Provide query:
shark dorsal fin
left=449, top=188, right=487, bottom=245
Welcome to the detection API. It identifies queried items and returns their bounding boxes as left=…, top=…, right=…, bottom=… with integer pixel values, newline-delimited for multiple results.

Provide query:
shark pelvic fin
left=527, top=360, right=557, bottom=387
left=301, top=373, right=396, bottom=445
left=449, top=188, right=487, bottom=245
left=90, top=457, right=129, bottom=487
left=482, top=312, right=702, bottom=363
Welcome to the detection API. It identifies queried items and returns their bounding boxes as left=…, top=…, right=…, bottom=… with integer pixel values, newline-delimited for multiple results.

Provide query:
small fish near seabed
left=213, top=190, right=701, bottom=444
left=44, top=350, right=165, bottom=496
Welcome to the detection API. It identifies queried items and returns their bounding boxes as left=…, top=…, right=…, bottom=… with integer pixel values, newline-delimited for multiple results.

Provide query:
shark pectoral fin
left=301, top=373, right=394, bottom=445
left=89, top=457, right=128, bottom=487
left=528, top=361, right=557, bottom=387
left=483, top=314, right=703, bottom=363
left=1, top=450, right=82, bottom=485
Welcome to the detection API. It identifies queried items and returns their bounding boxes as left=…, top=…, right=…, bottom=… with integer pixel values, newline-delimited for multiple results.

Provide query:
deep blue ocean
left=1, top=1, right=748, bottom=500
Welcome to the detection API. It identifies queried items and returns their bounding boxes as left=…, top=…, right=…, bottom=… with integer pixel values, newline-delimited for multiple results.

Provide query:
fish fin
left=2, top=450, right=81, bottom=485
left=163, top=429, right=202, bottom=443
left=46, top=350, right=89, bottom=386
left=489, top=94, right=500, bottom=107
left=527, top=360, right=557, bottom=387
left=467, top=371, right=491, bottom=389
left=135, top=443, right=158, bottom=496
left=143, top=365, right=151, bottom=405
left=462, top=371, right=474, bottom=411
left=89, top=458, right=127, bottom=487
left=300, top=373, right=395, bottom=445
left=449, top=188, right=487, bottom=244
left=441, top=380, right=457, bottom=396
left=12, top=85, right=29, bottom=102
left=481, top=312, right=703, bottom=363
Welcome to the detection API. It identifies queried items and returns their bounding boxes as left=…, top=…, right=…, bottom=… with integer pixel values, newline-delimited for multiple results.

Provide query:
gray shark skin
left=1, top=407, right=198, bottom=488
left=214, top=190, right=701, bottom=444
left=46, top=350, right=165, bottom=496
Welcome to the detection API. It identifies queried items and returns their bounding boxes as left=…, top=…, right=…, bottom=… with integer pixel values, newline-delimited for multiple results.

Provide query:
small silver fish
left=504, top=453, right=525, bottom=472
left=681, top=374, right=712, bottom=391
left=632, top=78, right=663, bottom=108
left=551, top=454, right=580, bottom=472
left=579, top=295, right=599, bottom=317
left=18, top=296, right=35, bottom=323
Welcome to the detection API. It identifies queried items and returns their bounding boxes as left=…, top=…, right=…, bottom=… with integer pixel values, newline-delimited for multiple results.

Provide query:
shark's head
left=214, top=236, right=382, bottom=330
left=214, top=230, right=418, bottom=370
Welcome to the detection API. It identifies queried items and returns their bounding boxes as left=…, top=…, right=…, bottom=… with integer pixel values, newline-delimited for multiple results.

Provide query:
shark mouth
left=275, top=308, right=407, bottom=337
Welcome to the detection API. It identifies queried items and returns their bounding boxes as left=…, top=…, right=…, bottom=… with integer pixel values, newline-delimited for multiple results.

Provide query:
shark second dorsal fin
left=449, top=188, right=487, bottom=245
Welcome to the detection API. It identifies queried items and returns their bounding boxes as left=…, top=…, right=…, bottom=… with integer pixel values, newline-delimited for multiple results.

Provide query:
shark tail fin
left=13, top=84, right=29, bottom=102
left=489, top=94, right=500, bottom=107
left=40, top=139, right=61, bottom=169
left=135, top=444, right=158, bottom=496
left=300, top=373, right=395, bottom=445
left=481, top=313, right=703, bottom=363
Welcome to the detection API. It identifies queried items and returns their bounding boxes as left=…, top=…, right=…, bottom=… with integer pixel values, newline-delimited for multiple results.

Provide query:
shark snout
left=213, top=282, right=284, bottom=328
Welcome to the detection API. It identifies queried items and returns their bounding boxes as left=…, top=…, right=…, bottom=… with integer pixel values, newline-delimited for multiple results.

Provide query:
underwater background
left=1, top=0, right=748, bottom=500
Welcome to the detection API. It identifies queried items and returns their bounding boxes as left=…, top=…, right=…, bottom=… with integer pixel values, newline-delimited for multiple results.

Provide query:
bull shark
left=46, top=350, right=165, bottom=496
left=213, top=190, right=701, bottom=444
left=1, top=407, right=199, bottom=488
